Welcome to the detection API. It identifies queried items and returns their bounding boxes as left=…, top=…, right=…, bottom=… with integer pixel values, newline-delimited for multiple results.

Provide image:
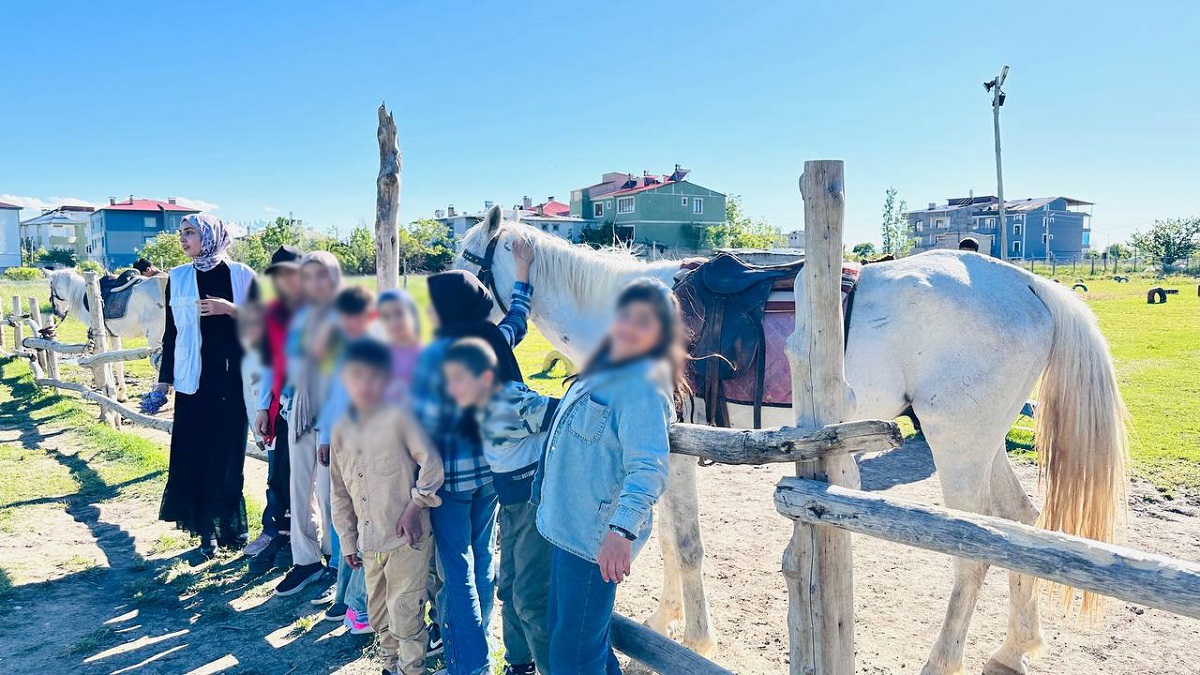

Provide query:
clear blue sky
left=3, top=1, right=1197, bottom=247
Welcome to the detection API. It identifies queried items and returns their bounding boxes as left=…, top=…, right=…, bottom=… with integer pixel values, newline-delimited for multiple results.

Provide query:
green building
left=570, top=165, right=726, bottom=255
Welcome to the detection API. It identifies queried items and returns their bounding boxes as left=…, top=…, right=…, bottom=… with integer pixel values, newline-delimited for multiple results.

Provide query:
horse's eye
left=503, top=242, right=512, bottom=252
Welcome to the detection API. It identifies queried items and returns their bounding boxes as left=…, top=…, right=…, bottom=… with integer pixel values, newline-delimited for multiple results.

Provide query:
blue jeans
left=261, top=415, right=291, bottom=533
left=430, top=483, right=499, bottom=675
left=329, top=511, right=367, bottom=615
left=548, top=546, right=621, bottom=675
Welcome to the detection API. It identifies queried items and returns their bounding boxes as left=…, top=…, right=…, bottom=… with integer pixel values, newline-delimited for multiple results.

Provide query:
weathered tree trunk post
left=782, top=160, right=858, bottom=675
left=11, top=295, right=23, bottom=357
left=27, top=298, right=48, bottom=376
left=375, top=102, right=402, bottom=292
left=82, top=271, right=116, bottom=426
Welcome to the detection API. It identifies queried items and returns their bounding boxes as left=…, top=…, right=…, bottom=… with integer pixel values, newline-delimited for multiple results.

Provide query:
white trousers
left=288, top=426, right=331, bottom=566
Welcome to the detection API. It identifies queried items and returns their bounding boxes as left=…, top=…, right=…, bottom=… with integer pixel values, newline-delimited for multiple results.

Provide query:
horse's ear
left=483, top=204, right=503, bottom=234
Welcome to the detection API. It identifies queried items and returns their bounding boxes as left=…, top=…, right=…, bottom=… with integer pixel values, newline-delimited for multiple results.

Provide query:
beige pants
left=365, top=539, right=433, bottom=675
left=288, top=426, right=330, bottom=566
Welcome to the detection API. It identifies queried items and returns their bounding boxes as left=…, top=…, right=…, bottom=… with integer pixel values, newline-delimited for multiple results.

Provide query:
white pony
left=456, top=206, right=1128, bottom=675
left=46, top=268, right=167, bottom=399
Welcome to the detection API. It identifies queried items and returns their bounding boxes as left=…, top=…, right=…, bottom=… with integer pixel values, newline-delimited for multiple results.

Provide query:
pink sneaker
left=344, top=607, right=373, bottom=634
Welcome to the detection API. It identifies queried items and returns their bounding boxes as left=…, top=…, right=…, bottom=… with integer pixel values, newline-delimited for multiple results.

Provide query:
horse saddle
left=675, top=252, right=806, bottom=428
left=83, top=270, right=143, bottom=322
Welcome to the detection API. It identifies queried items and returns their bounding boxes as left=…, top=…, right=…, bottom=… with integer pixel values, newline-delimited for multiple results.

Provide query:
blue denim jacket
left=533, top=357, right=673, bottom=563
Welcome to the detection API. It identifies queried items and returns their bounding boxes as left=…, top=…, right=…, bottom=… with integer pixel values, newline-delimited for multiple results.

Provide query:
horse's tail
left=1029, top=277, right=1129, bottom=615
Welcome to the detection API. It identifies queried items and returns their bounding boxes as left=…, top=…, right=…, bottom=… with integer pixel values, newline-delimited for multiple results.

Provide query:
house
left=89, top=196, right=200, bottom=268
left=787, top=230, right=806, bottom=250
left=20, top=205, right=94, bottom=262
left=906, top=196, right=1093, bottom=260
left=570, top=165, right=726, bottom=254
left=434, top=201, right=589, bottom=243
left=0, top=202, right=21, bottom=269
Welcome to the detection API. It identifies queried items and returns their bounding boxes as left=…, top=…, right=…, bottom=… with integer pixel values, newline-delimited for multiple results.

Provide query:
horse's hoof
left=643, top=608, right=680, bottom=635
left=919, top=663, right=966, bottom=675
left=982, top=657, right=1026, bottom=675
left=683, top=634, right=718, bottom=660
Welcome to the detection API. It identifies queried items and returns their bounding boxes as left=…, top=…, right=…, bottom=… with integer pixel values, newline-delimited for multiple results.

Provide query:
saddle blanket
left=680, top=259, right=861, bottom=409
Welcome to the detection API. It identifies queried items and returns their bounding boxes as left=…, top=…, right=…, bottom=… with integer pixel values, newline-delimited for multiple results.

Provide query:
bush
left=37, top=247, right=78, bottom=268
left=4, top=267, right=43, bottom=281
left=78, top=260, right=103, bottom=274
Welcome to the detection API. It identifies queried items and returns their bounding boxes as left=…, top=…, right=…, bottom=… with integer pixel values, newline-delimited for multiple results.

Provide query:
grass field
left=2, top=271, right=1196, bottom=488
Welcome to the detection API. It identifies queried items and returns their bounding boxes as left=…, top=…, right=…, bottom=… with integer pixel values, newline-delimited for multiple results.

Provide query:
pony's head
left=454, top=205, right=527, bottom=319
left=46, top=268, right=84, bottom=319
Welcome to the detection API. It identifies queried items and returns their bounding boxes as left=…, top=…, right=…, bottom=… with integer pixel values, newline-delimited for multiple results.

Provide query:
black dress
left=158, top=262, right=258, bottom=543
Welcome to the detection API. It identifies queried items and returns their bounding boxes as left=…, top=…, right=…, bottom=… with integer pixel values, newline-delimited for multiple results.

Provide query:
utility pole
left=985, top=66, right=1009, bottom=260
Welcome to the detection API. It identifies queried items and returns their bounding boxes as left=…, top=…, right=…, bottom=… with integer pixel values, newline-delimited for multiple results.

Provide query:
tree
left=1130, top=218, right=1200, bottom=271
left=397, top=219, right=454, bottom=285
left=1105, top=242, right=1131, bottom=260
left=230, top=234, right=270, bottom=271
left=37, top=247, right=77, bottom=268
left=705, top=196, right=782, bottom=249
left=260, top=216, right=304, bottom=254
left=331, top=225, right=377, bottom=275
left=851, top=242, right=877, bottom=259
left=138, top=232, right=190, bottom=269
left=880, top=187, right=915, bottom=257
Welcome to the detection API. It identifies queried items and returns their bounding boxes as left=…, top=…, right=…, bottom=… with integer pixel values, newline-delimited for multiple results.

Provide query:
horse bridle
left=460, top=230, right=511, bottom=314
left=49, top=285, right=69, bottom=321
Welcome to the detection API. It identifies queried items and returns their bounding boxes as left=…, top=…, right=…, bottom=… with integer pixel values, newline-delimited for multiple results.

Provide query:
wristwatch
left=609, top=525, right=636, bottom=541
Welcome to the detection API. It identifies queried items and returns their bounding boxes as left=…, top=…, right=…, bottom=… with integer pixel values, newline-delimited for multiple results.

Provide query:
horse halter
left=49, top=284, right=69, bottom=321
left=461, top=230, right=511, bottom=314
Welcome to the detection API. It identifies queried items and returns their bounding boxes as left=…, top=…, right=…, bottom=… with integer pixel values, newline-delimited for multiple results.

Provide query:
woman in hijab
left=409, top=239, right=534, bottom=675
left=155, top=214, right=259, bottom=559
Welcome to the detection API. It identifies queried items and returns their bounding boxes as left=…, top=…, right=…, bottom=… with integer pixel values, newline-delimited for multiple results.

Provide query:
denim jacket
left=533, top=357, right=673, bottom=563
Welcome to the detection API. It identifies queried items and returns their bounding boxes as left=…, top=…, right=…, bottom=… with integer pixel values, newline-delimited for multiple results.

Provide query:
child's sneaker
left=426, top=620, right=443, bottom=656
left=243, top=532, right=275, bottom=557
left=322, top=602, right=348, bottom=622
left=344, top=607, right=373, bottom=634
left=502, top=664, right=536, bottom=675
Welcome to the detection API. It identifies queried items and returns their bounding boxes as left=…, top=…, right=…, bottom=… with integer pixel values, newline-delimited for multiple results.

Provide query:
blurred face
left=609, top=300, right=663, bottom=363
left=343, top=361, right=388, bottom=411
left=379, top=299, right=419, bottom=346
left=179, top=224, right=202, bottom=257
left=443, top=361, right=494, bottom=409
left=337, top=311, right=372, bottom=339
left=302, top=262, right=335, bottom=304
left=238, top=305, right=265, bottom=350
left=272, top=268, right=302, bottom=303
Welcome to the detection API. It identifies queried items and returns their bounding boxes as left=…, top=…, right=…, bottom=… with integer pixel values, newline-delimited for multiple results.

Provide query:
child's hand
left=317, top=444, right=330, bottom=467
left=396, top=501, right=424, bottom=547
left=513, top=236, right=534, bottom=282
left=254, top=410, right=270, bottom=438
left=597, top=531, right=633, bottom=584
left=344, top=553, right=361, bottom=570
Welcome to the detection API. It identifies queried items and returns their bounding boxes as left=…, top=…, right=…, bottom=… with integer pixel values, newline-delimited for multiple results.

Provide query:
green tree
left=37, top=247, right=78, bottom=268
left=397, top=219, right=454, bottom=285
left=1130, top=218, right=1200, bottom=271
left=260, top=216, right=304, bottom=254
left=880, top=187, right=914, bottom=257
left=230, top=233, right=270, bottom=271
left=851, top=242, right=877, bottom=259
left=137, top=232, right=190, bottom=269
left=1105, top=242, right=1131, bottom=259
left=705, top=196, right=782, bottom=249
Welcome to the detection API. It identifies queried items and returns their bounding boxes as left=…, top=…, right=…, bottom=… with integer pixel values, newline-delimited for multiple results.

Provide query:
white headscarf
left=184, top=213, right=231, bottom=272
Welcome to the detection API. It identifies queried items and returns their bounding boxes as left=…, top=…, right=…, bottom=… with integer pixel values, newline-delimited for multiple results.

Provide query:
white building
left=787, top=230, right=805, bottom=250
left=434, top=201, right=588, bottom=243
left=20, top=206, right=94, bottom=262
left=0, top=202, right=22, bottom=268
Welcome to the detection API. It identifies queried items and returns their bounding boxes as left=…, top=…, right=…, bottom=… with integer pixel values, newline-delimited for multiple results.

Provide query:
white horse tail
left=1029, top=277, right=1129, bottom=615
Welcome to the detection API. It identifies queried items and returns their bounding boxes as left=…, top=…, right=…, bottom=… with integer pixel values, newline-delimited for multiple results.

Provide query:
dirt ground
left=1, top=403, right=1198, bottom=674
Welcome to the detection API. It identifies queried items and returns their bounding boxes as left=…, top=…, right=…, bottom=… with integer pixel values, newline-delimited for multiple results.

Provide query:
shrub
left=37, top=247, right=78, bottom=268
left=78, top=260, right=103, bottom=274
left=4, top=267, right=43, bottom=281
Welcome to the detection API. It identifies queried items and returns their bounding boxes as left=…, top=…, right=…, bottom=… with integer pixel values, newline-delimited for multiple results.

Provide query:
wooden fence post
left=11, top=295, right=23, bottom=357
left=82, top=271, right=116, bottom=426
left=375, top=102, right=402, bottom=292
left=782, top=160, right=858, bottom=674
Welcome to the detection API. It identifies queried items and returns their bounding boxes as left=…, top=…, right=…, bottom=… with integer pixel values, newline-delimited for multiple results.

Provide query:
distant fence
left=1014, top=256, right=1195, bottom=278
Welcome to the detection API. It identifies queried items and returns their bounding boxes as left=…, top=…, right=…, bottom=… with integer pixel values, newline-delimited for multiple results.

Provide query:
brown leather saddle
left=83, top=269, right=143, bottom=321
left=674, top=252, right=806, bottom=428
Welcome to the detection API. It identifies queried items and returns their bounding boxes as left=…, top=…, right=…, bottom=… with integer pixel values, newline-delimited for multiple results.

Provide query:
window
left=915, top=220, right=924, bottom=231
left=143, top=216, right=157, bottom=228
left=1013, top=223, right=1022, bottom=236
left=692, top=198, right=703, bottom=215
left=593, top=203, right=604, bottom=218
left=1012, top=240, right=1022, bottom=254
left=681, top=197, right=689, bottom=206
left=617, top=197, right=635, bottom=214
left=934, top=218, right=947, bottom=229
left=1082, top=231, right=1091, bottom=247
left=1042, top=233, right=1051, bottom=244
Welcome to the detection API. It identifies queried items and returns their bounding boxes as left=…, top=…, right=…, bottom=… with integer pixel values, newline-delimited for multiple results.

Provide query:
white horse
left=46, top=269, right=167, bottom=399
left=456, top=206, right=1128, bottom=675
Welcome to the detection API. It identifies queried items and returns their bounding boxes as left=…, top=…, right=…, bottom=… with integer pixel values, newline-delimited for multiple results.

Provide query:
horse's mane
left=49, top=269, right=87, bottom=313
left=510, top=222, right=674, bottom=310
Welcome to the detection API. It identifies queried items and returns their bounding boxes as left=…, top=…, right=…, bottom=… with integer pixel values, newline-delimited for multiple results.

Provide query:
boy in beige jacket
left=330, top=338, right=444, bottom=675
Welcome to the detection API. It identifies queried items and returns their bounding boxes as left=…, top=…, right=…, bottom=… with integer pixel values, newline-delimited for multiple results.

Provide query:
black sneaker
left=323, top=602, right=348, bottom=622
left=249, top=534, right=290, bottom=574
left=273, top=562, right=325, bottom=597
left=503, top=664, right=536, bottom=675
left=426, top=620, right=443, bottom=656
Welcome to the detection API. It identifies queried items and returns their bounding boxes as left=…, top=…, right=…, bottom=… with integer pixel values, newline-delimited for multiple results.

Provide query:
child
left=377, top=289, right=423, bottom=405
left=238, top=301, right=267, bottom=451
left=317, top=285, right=378, bottom=631
left=443, top=338, right=555, bottom=674
left=532, top=278, right=685, bottom=674
left=329, top=338, right=444, bottom=675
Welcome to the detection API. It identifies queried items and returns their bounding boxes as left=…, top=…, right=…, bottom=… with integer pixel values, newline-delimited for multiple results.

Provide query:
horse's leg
left=665, top=455, right=716, bottom=657
left=110, top=335, right=127, bottom=402
left=983, top=451, right=1044, bottom=675
left=919, top=420, right=1002, bottom=675
left=646, top=459, right=684, bottom=635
